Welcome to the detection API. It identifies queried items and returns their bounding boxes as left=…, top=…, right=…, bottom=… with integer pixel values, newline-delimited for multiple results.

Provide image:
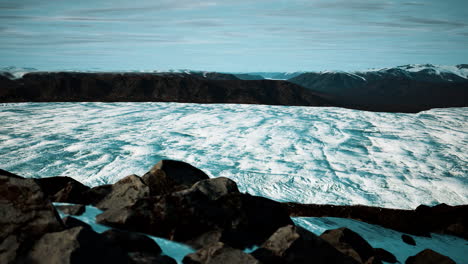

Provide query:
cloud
left=402, top=16, right=467, bottom=28
left=312, top=0, right=391, bottom=11
left=73, top=1, right=217, bottom=15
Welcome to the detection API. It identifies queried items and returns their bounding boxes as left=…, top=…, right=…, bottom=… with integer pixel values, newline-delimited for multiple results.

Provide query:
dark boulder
left=405, top=249, right=456, bottom=264
left=97, top=192, right=292, bottom=249
left=0, top=175, right=63, bottom=241
left=319, top=227, right=376, bottom=263
left=0, top=175, right=63, bottom=263
left=56, top=204, right=86, bottom=216
left=101, top=229, right=177, bottom=264
left=0, top=169, right=23, bottom=178
left=62, top=216, right=92, bottom=230
left=101, top=229, right=161, bottom=255
left=27, top=226, right=129, bottom=264
left=252, top=225, right=358, bottom=264
left=96, top=174, right=149, bottom=210
left=174, top=177, right=240, bottom=201
left=373, top=248, right=397, bottom=263
left=35, top=176, right=90, bottom=204
left=401, top=234, right=416, bottom=246
left=129, top=253, right=177, bottom=264
left=185, top=229, right=223, bottom=250
left=183, top=242, right=259, bottom=264
left=216, top=193, right=294, bottom=248
left=142, top=160, right=210, bottom=196
left=83, top=184, right=113, bottom=205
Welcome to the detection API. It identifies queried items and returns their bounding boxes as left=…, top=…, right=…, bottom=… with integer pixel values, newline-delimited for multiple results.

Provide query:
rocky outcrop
left=35, top=176, right=90, bottom=204
left=97, top=191, right=293, bottom=249
left=0, top=175, right=64, bottom=263
left=373, top=248, right=397, bottom=263
left=283, top=203, right=468, bottom=239
left=405, top=249, right=456, bottom=264
left=319, top=228, right=378, bottom=263
left=251, top=225, right=358, bottom=264
left=56, top=204, right=86, bottom=216
left=27, top=226, right=128, bottom=264
left=183, top=242, right=259, bottom=264
left=142, top=160, right=210, bottom=196
left=96, top=174, right=149, bottom=210
left=1, top=160, right=465, bottom=263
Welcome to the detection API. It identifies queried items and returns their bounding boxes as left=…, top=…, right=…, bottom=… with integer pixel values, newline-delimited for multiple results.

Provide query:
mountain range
left=1, top=64, right=467, bottom=113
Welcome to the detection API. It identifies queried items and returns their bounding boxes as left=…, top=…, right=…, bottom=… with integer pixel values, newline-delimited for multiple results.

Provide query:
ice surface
left=294, top=217, right=468, bottom=264
left=1, top=103, right=467, bottom=209
left=54, top=203, right=194, bottom=263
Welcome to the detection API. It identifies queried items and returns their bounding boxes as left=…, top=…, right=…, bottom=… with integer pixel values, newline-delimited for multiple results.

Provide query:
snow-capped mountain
left=288, top=64, right=468, bottom=112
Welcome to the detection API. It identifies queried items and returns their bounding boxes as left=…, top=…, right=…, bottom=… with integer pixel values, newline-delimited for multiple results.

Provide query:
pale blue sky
left=1, top=0, right=467, bottom=72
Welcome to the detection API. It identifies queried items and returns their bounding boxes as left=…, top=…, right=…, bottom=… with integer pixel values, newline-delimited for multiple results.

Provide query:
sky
left=0, top=0, right=467, bottom=72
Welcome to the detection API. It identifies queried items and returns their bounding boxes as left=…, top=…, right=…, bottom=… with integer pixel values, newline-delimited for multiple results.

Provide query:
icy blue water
left=1, top=102, right=467, bottom=209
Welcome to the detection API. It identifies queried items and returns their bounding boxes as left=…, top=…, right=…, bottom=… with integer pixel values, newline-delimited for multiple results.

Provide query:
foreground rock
left=142, top=160, right=210, bottom=196
left=0, top=174, right=64, bottom=263
left=56, top=204, right=86, bottom=216
left=252, top=225, right=358, bottom=264
left=405, top=249, right=456, bottom=264
left=35, top=176, right=90, bottom=204
left=97, top=189, right=292, bottom=249
left=102, top=229, right=176, bottom=264
left=96, top=174, right=149, bottom=210
left=27, top=226, right=128, bottom=264
left=320, top=228, right=378, bottom=263
left=183, top=242, right=259, bottom=264
left=284, top=203, right=468, bottom=239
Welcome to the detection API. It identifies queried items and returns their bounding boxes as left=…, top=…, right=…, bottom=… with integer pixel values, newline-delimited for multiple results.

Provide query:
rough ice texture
left=1, top=102, right=467, bottom=209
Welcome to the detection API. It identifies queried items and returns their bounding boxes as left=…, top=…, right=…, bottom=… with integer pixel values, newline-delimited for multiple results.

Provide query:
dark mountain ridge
left=1, top=64, right=467, bottom=113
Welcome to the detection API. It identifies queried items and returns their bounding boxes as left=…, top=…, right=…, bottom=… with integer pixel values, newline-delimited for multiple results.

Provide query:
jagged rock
left=102, top=229, right=177, bottom=264
left=183, top=242, right=259, bottom=264
left=175, top=177, right=239, bottom=201
left=186, top=229, right=223, bottom=250
left=373, top=248, right=397, bottom=263
left=97, top=192, right=292, bottom=249
left=56, top=204, right=86, bottom=216
left=320, top=227, right=376, bottom=263
left=405, top=249, right=456, bottom=264
left=142, top=160, right=210, bottom=196
left=216, top=193, right=294, bottom=248
left=102, top=229, right=161, bottom=255
left=27, top=226, right=129, bottom=264
left=0, top=169, right=23, bottom=178
left=401, top=234, right=416, bottom=245
left=129, top=253, right=177, bottom=264
left=0, top=174, right=64, bottom=263
left=62, top=216, right=92, bottom=230
left=35, top=176, right=90, bottom=204
left=83, top=184, right=113, bottom=205
left=96, top=174, right=149, bottom=210
left=252, top=225, right=358, bottom=264
left=0, top=175, right=63, bottom=241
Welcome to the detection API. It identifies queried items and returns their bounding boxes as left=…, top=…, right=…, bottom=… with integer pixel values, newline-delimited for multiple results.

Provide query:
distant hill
left=288, top=64, right=468, bottom=112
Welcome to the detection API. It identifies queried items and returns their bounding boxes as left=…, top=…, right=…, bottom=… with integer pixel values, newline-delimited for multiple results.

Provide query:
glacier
left=1, top=102, right=467, bottom=209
